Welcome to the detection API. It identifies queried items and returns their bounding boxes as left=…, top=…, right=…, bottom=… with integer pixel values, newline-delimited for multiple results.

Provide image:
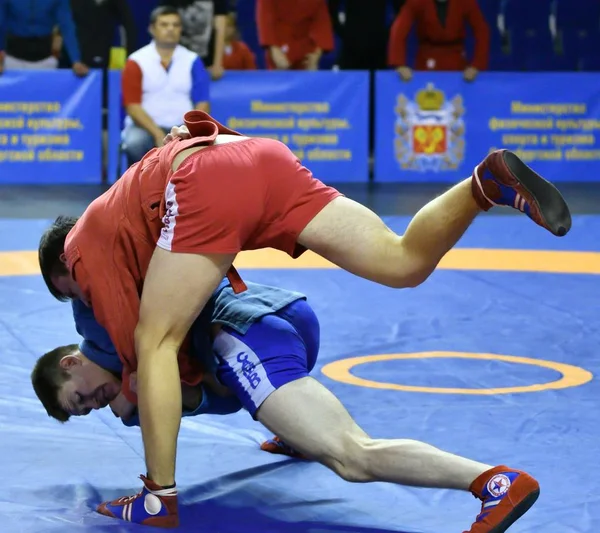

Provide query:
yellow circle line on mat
left=320, top=352, right=593, bottom=394
left=2, top=248, right=600, bottom=277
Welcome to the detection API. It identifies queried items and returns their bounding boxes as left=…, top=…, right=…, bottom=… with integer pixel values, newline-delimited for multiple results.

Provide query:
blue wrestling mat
left=1, top=215, right=599, bottom=533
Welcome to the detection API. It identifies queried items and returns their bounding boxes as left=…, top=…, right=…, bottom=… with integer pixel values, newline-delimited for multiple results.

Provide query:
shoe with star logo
left=464, top=465, right=540, bottom=533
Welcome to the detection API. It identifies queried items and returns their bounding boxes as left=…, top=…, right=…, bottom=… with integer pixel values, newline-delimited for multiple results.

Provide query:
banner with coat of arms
left=375, top=72, right=474, bottom=182
left=375, top=71, right=600, bottom=183
left=394, top=83, right=465, bottom=172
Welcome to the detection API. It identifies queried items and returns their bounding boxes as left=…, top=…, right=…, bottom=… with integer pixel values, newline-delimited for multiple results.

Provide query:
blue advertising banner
left=0, top=70, right=102, bottom=184
left=210, top=71, right=370, bottom=182
left=375, top=71, right=600, bottom=182
left=106, top=69, right=124, bottom=185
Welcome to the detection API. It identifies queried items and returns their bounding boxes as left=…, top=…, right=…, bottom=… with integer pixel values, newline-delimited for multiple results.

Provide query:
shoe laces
left=116, top=491, right=143, bottom=505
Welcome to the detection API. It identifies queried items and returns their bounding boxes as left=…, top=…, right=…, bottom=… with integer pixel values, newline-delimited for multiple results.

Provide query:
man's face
left=57, top=353, right=121, bottom=416
left=225, top=17, right=236, bottom=42
left=150, top=14, right=182, bottom=47
left=51, top=272, right=88, bottom=304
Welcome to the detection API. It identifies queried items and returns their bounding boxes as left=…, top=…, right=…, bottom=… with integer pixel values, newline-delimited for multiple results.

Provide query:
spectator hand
left=209, top=64, right=225, bottom=80
left=153, top=132, right=166, bottom=148
left=51, top=32, right=63, bottom=59
left=303, top=49, right=322, bottom=71
left=463, top=66, right=478, bottom=82
left=163, top=125, right=191, bottom=144
left=270, top=46, right=290, bottom=70
left=72, top=62, right=89, bottom=77
left=396, top=66, right=413, bottom=82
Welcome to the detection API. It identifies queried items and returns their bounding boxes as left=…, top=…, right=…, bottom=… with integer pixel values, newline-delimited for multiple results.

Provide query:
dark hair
left=38, top=215, right=78, bottom=302
left=150, top=6, right=181, bottom=25
left=31, top=344, right=79, bottom=423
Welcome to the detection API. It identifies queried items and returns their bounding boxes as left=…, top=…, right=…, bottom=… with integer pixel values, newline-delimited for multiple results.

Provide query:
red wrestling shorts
left=156, top=114, right=342, bottom=259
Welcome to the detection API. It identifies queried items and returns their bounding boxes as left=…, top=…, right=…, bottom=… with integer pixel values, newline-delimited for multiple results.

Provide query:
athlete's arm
left=117, top=373, right=207, bottom=428
left=135, top=248, right=235, bottom=486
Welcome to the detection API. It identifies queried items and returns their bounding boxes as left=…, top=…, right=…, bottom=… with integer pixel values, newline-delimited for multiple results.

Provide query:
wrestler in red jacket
left=388, top=0, right=490, bottom=82
left=256, top=0, right=334, bottom=70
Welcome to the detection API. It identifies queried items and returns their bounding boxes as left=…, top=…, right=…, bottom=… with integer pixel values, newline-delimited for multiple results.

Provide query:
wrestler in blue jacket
left=59, top=279, right=307, bottom=426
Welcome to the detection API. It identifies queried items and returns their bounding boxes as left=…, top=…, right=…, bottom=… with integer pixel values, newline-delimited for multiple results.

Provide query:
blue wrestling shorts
left=212, top=299, right=320, bottom=417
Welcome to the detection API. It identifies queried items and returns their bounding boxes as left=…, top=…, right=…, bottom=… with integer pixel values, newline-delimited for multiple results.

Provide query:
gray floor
left=1, top=181, right=599, bottom=219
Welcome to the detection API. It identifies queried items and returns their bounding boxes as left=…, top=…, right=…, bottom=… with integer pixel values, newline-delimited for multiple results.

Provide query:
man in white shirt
left=121, top=5, right=210, bottom=166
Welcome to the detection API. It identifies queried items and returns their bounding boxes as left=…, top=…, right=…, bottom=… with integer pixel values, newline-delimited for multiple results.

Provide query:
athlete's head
left=149, top=6, right=182, bottom=48
left=38, top=215, right=87, bottom=302
left=31, top=344, right=121, bottom=422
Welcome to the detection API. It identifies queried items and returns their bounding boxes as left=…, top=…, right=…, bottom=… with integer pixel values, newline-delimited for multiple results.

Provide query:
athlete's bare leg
left=164, top=122, right=571, bottom=289
left=298, top=151, right=571, bottom=288
left=299, top=180, right=478, bottom=288
left=257, top=377, right=488, bottom=487
left=256, top=377, right=540, bottom=533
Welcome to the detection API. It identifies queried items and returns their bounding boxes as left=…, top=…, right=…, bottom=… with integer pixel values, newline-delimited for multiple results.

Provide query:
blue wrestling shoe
left=472, top=149, right=571, bottom=237
left=97, top=475, right=179, bottom=528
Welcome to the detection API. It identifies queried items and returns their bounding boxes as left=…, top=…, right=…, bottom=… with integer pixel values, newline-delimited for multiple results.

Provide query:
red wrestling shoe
left=260, top=436, right=308, bottom=459
left=471, top=149, right=571, bottom=237
left=464, top=465, right=540, bottom=533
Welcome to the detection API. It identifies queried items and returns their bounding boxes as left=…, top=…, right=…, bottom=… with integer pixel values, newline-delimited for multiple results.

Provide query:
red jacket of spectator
left=223, top=41, right=257, bottom=70
left=388, top=0, right=490, bottom=71
left=256, top=0, right=334, bottom=69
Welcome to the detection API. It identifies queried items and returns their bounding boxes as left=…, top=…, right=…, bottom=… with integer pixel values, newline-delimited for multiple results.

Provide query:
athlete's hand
left=97, top=475, right=179, bottom=528
left=163, top=125, right=191, bottom=144
left=203, top=370, right=234, bottom=397
left=129, top=371, right=138, bottom=393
